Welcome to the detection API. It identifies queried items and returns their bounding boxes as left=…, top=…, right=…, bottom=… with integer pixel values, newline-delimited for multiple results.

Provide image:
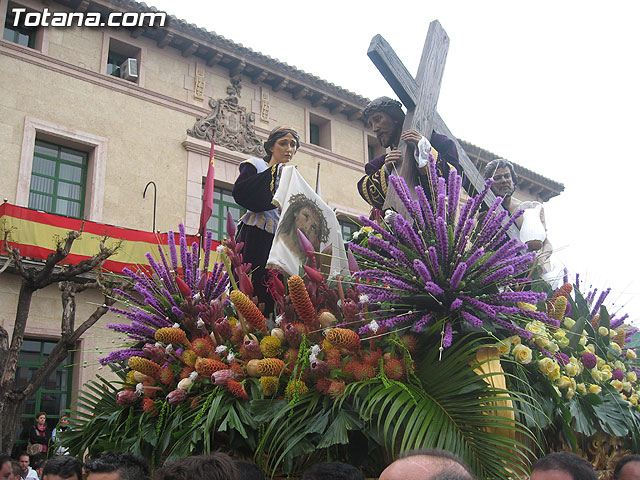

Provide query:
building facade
left=0, top=0, right=563, bottom=445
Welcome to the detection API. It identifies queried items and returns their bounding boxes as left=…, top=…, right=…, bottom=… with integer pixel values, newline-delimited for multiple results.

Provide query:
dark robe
left=357, top=132, right=462, bottom=210
left=232, top=160, right=280, bottom=314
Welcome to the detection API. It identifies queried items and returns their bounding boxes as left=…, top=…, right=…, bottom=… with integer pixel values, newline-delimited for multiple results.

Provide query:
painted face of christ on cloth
left=268, top=166, right=347, bottom=277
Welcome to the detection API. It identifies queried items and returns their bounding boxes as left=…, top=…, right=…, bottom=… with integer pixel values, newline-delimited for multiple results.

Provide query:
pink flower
left=167, top=389, right=187, bottom=405
left=116, top=390, right=138, bottom=406
left=211, top=369, right=237, bottom=386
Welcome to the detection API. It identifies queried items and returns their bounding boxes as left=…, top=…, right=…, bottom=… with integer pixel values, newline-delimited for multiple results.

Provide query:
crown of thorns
left=362, top=96, right=405, bottom=123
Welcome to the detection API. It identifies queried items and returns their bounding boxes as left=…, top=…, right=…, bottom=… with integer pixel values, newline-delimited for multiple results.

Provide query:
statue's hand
left=385, top=150, right=402, bottom=170
left=400, top=130, right=422, bottom=145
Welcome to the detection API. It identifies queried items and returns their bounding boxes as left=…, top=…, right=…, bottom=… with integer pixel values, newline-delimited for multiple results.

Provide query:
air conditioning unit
left=119, top=58, right=138, bottom=81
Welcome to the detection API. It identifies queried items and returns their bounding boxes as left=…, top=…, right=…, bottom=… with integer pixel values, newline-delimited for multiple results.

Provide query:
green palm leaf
left=343, top=336, right=537, bottom=479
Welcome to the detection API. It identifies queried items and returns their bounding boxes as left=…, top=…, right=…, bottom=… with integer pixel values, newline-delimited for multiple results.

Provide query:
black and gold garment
left=357, top=132, right=462, bottom=210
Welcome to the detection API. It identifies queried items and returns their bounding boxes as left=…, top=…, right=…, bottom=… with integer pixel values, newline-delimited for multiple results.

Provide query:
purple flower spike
left=450, top=262, right=467, bottom=290
left=424, top=282, right=444, bottom=296
left=461, top=311, right=483, bottom=328
left=167, top=230, right=178, bottom=271
left=450, top=298, right=463, bottom=311
left=442, top=322, right=453, bottom=348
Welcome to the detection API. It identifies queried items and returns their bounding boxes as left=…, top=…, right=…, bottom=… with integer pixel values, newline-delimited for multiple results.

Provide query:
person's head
left=58, top=416, right=69, bottom=426
left=263, top=126, right=300, bottom=165
left=84, top=452, right=150, bottom=480
left=614, top=455, right=640, bottom=480
left=41, top=455, right=82, bottom=480
left=482, top=158, right=518, bottom=199
left=278, top=194, right=329, bottom=249
left=18, top=454, right=29, bottom=474
left=0, top=454, right=11, bottom=480
left=32, top=458, right=46, bottom=479
left=36, top=412, right=47, bottom=427
left=155, top=453, right=239, bottom=480
left=302, top=461, right=365, bottom=480
left=10, top=461, right=20, bottom=480
left=379, top=449, right=474, bottom=480
left=362, top=97, right=405, bottom=149
left=234, top=460, right=264, bottom=480
left=530, top=452, right=596, bottom=480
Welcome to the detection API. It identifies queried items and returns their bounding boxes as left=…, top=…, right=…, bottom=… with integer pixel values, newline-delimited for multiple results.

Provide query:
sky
left=145, top=0, right=640, bottom=324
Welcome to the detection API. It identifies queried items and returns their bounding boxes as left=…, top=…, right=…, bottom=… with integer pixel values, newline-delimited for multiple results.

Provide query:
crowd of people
left=0, top=448, right=638, bottom=480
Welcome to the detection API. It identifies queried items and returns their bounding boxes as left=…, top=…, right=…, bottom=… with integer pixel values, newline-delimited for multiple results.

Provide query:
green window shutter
left=29, top=140, right=87, bottom=218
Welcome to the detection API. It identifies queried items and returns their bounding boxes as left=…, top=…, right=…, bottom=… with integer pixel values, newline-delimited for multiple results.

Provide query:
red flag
left=199, top=139, right=215, bottom=234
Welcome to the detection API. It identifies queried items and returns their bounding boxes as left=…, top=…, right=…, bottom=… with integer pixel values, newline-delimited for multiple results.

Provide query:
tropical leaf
left=343, top=336, right=537, bottom=480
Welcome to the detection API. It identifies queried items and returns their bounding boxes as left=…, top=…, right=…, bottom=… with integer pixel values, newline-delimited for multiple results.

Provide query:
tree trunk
left=1, top=393, right=25, bottom=453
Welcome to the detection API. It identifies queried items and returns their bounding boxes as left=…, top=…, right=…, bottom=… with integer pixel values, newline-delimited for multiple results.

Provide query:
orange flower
left=128, top=356, right=161, bottom=377
left=288, top=276, right=316, bottom=325
left=155, top=327, right=192, bottom=349
left=325, top=328, right=360, bottom=350
left=226, top=380, right=248, bottom=400
left=229, top=290, right=267, bottom=333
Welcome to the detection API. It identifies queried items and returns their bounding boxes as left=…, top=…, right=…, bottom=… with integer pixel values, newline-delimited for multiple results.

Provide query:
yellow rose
left=630, top=395, right=639, bottom=406
left=591, top=369, right=603, bottom=382
left=578, top=335, right=587, bottom=346
left=508, top=335, right=522, bottom=346
left=512, top=344, right=533, bottom=365
left=614, top=361, right=626, bottom=372
left=535, top=336, right=550, bottom=348
left=627, top=372, right=637, bottom=383
left=556, top=335, right=570, bottom=349
left=611, top=380, right=624, bottom=392
left=518, top=302, right=537, bottom=311
left=549, top=363, right=561, bottom=381
left=546, top=342, right=560, bottom=354
left=609, top=329, right=617, bottom=338
left=526, top=322, right=545, bottom=337
left=622, top=381, right=632, bottom=392
left=538, top=357, right=555, bottom=376
left=563, top=317, right=576, bottom=329
left=598, top=326, right=609, bottom=336
left=577, top=383, right=587, bottom=395
left=362, top=226, right=374, bottom=234
left=610, top=343, right=622, bottom=355
left=597, top=357, right=606, bottom=368
left=566, top=388, right=576, bottom=400
left=495, top=340, right=511, bottom=356
left=565, top=360, right=579, bottom=377
left=601, top=364, right=612, bottom=381
left=585, top=344, right=595, bottom=354
left=627, top=349, right=637, bottom=360
left=557, top=376, right=572, bottom=389
left=588, top=384, right=602, bottom=395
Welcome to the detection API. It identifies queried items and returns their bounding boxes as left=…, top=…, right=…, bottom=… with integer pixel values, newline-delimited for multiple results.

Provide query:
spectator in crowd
left=41, top=455, right=82, bottom=480
left=9, top=461, right=20, bottom=480
left=379, top=449, right=475, bottom=480
left=302, top=461, right=365, bottom=480
left=530, top=452, right=596, bottom=480
left=0, top=455, right=11, bottom=480
left=154, top=453, right=239, bottom=480
left=84, top=452, right=150, bottom=480
left=50, top=416, right=70, bottom=456
left=27, top=412, right=50, bottom=460
left=17, top=454, right=38, bottom=480
left=234, top=460, right=264, bottom=480
left=31, top=458, right=45, bottom=480
left=614, top=455, right=640, bottom=480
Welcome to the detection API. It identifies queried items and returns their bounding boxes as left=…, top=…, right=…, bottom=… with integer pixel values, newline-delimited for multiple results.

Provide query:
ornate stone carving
left=260, top=88, right=270, bottom=122
left=187, top=77, right=265, bottom=157
left=194, top=68, right=205, bottom=100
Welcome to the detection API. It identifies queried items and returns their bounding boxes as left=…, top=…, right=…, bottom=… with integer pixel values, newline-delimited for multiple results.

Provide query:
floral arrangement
left=60, top=160, right=639, bottom=477
left=349, top=162, right=563, bottom=362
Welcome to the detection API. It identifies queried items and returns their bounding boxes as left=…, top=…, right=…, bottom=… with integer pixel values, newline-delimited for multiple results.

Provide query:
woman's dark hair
left=263, top=126, right=300, bottom=162
left=36, top=412, right=46, bottom=418
left=482, top=158, right=518, bottom=186
left=278, top=193, right=329, bottom=245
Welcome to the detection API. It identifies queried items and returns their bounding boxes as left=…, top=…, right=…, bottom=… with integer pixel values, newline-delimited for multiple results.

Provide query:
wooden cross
left=368, top=20, right=518, bottom=238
